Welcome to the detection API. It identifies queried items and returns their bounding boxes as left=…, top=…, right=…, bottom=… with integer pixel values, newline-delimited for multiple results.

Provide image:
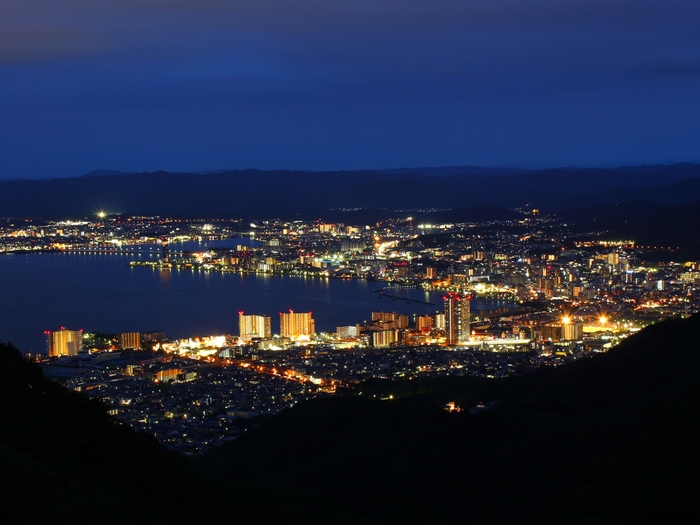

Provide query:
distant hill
left=2, top=164, right=700, bottom=218
left=83, top=169, right=135, bottom=177
left=269, top=205, right=522, bottom=225
left=377, top=165, right=529, bottom=176
left=562, top=200, right=700, bottom=258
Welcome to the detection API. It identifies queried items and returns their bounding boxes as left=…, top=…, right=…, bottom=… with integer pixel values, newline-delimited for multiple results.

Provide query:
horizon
left=3, top=160, right=700, bottom=182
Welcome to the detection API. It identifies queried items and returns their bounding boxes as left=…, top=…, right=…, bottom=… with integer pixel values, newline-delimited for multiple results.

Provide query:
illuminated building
left=119, top=332, right=141, bottom=350
left=434, top=313, right=446, bottom=330
left=280, top=310, right=315, bottom=338
left=538, top=319, right=584, bottom=342
left=161, top=237, right=169, bottom=263
left=371, top=312, right=408, bottom=329
left=142, top=331, right=165, bottom=342
left=337, top=326, right=358, bottom=338
left=239, top=312, right=272, bottom=340
left=444, top=293, right=470, bottom=345
left=372, top=330, right=398, bottom=348
left=341, top=240, right=366, bottom=252
left=47, top=328, right=83, bottom=357
left=561, top=319, right=584, bottom=341
left=155, top=368, right=191, bottom=383
left=417, top=315, right=434, bottom=332
left=539, top=322, right=561, bottom=341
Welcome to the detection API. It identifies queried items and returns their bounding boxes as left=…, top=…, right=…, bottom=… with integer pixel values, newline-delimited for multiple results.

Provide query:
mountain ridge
left=2, top=163, right=700, bottom=218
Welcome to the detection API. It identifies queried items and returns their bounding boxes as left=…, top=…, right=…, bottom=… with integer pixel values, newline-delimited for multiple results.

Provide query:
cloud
left=1, top=1, right=698, bottom=115
left=2, top=1, right=699, bottom=71
left=1, top=0, right=700, bottom=178
left=0, top=28, right=109, bottom=63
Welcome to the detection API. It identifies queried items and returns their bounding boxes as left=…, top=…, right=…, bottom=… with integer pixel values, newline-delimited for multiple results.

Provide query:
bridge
left=67, top=247, right=187, bottom=255
left=376, top=291, right=434, bottom=305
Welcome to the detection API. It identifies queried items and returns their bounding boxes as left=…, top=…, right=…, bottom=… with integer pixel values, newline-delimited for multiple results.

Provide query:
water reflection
left=0, top=251, right=515, bottom=354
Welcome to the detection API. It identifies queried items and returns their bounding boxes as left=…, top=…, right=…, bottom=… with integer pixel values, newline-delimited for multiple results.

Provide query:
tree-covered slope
left=202, top=315, right=700, bottom=524
left=4, top=314, right=700, bottom=524
left=0, top=343, right=214, bottom=525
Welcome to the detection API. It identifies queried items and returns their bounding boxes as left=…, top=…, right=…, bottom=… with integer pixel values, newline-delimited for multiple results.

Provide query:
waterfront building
left=280, top=310, right=315, bottom=338
left=239, top=312, right=272, bottom=340
left=444, top=293, right=470, bottom=345
left=371, top=312, right=409, bottom=329
left=47, top=328, right=83, bottom=357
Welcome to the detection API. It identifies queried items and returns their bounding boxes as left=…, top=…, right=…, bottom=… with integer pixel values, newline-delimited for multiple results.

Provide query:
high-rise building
left=417, top=314, right=434, bottom=332
left=444, top=293, right=470, bottom=345
left=47, top=328, right=83, bottom=357
left=239, top=312, right=272, bottom=340
left=119, top=332, right=141, bottom=350
left=434, top=313, right=446, bottom=330
left=371, top=312, right=408, bottom=330
left=372, top=330, right=398, bottom=348
left=280, top=310, right=315, bottom=338
left=561, top=319, right=584, bottom=341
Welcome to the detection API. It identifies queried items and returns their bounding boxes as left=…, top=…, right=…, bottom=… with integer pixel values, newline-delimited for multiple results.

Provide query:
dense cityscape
left=4, top=2, right=699, bottom=521
left=3, top=209, right=699, bottom=453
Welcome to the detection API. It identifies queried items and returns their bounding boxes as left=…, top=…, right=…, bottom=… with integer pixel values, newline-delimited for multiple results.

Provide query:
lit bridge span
left=67, top=247, right=187, bottom=255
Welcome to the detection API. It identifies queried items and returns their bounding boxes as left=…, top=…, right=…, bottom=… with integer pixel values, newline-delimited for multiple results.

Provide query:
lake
left=0, top=239, right=514, bottom=353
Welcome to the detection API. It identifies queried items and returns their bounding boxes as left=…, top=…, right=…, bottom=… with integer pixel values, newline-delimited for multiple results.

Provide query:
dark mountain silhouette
left=268, top=205, right=522, bottom=225
left=2, top=164, right=700, bottom=218
left=4, top=314, right=700, bottom=523
left=563, top=199, right=700, bottom=258
left=0, top=342, right=218, bottom=525
left=377, top=165, right=530, bottom=176
left=202, top=314, right=700, bottom=524
left=83, top=169, right=135, bottom=177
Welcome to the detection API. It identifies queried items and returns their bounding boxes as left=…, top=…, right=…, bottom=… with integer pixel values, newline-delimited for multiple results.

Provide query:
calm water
left=0, top=240, right=513, bottom=353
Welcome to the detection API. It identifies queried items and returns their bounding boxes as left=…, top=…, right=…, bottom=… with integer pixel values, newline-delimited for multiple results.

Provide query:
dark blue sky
left=1, top=1, right=699, bottom=179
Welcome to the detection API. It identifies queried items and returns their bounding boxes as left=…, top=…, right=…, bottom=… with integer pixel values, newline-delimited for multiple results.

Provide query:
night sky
left=2, top=1, right=699, bottom=179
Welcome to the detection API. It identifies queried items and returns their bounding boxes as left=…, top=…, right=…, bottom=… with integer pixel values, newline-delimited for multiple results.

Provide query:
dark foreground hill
left=0, top=343, right=220, bottom=525
left=4, top=314, right=700, bottom=524
left=202, top=315, right=700, bottom=524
